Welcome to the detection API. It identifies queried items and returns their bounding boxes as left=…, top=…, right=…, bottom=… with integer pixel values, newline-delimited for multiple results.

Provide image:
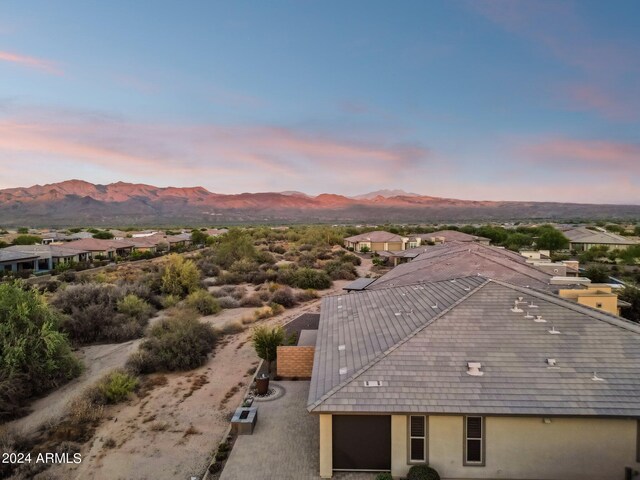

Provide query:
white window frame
left=464, top=416, right=485, bottom=466
left=408, top=415, right=427, bottom=463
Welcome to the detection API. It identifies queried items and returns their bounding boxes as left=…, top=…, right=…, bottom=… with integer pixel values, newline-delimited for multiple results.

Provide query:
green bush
left=292, top=268, right=332, bottom=289
left=93, top=370, right=138, bottom=404
left=251, top=325, right=285, bottom=372
left=270, top=286, right=297, bottom=308
left=161, top=254, right=201, bottom=297
left=0, top=282, right=81, bottom=420
left=127, top=311, right=217, bottom=373
left=323, top=260, right=357, bottom=280
left=407, top=464, right=440, bottom=480
left=117, top=294, right=154, bottom=320
left=185, top=289, right=221, bottom=315
left=375, top=473, right=393, bottom=480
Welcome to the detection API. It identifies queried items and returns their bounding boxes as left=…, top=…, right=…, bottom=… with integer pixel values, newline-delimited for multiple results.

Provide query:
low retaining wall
left=276, top=346, right=315, bottom=378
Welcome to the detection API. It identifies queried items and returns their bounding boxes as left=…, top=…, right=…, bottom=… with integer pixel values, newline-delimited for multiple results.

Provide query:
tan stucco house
left=308, top=277, right=640, bottom=479
left=344, top=231, right=410, bottom=252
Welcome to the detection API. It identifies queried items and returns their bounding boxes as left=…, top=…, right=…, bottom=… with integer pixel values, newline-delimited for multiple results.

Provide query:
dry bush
left=217, top=296, right=240, bottom=309
left=221, top=319, right=245, bottom=334
left=240, top=293, right=263, bottom=307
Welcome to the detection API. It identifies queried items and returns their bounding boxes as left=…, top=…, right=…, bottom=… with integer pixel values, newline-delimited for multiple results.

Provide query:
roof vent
left=338, top=305, right=343, bottom=309
left=431, top=302, right=439, bottom=309
left=510, top=300, right=523, bottom=313
left=364, top=380, right=383, bottom=387
left=534, top=315, right=547, bottom=323
left=450, top=279, right=457, bottom=283
left=339, top=367, right=347, bottom=375
left=524, top=311, right=534, bottom=319
left=546, top=358, right=558, bottom=367
left=529, top=301, right=539, bottom=308
left=338, top=345, right=346, bottom=351
left=548, top=326, right=561, bottom=334
left=516, top=297, right=528, bottom=304
left=591, top=372, right=604, bottom=382
left=466, top=362, right=484, bottom=376
left=394, top=312, right=402, bottom=316
left=463, top=286, right=471, bottom=291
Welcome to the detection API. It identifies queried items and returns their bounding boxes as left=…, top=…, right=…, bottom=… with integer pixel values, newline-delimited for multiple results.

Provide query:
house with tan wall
left=308, top=277, right=640, bottom=479
left=559, top=284, right=629, bottom=316
left=344, top=231, right=410, bottom=252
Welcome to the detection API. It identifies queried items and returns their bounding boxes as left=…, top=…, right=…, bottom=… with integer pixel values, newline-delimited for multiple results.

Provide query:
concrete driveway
left=220, top=381, right=375, bottom=480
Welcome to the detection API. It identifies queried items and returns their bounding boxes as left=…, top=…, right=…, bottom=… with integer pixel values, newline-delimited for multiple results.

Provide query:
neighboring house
left=164, top=233, right=192, bottom=249
left=0, top=250, right=39, bottom=272
left=415, top=230, right=491, bottom=245
left=559, top=284, right=631, bottom=316
left=308, top=277, right=640, bottom=479
left=563, top=227, right=638, bottom=251
left=363, top=242, right=560, bottom=291
left=131, top=230, right=160, bottom=238
left=64, top=238, right=135, bottom=260
left=2, top=244, right=91, bottom=271
left=344, top=231, right=410, bottom=252
left=206, top=228, right=229, bottom=236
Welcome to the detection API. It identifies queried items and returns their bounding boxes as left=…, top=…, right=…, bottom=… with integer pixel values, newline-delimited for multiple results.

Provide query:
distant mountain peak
left=352, top=189, right=421, bottom=200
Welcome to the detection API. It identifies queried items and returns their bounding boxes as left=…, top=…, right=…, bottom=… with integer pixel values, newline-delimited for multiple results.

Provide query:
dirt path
left=7, top=340, right=141, bottom=436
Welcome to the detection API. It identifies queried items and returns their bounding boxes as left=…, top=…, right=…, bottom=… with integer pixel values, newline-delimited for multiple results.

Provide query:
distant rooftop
left=563, top=227, right=638, bottom=245
left=344, top=230, right=405, bottom=243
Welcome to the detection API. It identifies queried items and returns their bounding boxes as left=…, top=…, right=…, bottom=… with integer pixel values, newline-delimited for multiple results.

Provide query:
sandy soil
left=23, top=253, right=370, bottom=480
left=7, top=340, right=142, bottom=437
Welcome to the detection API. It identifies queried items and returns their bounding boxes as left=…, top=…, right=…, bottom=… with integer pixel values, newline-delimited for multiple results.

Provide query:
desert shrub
left=270, top=245, right=286, bottom=254
left=254, top=250, right=276, bottom=265
left=196, top=256, right=220, bottom=277
left=216, top=271, right=244, bottom=285
left=271, top=286, right=297, bottom=308
left=221, top=319, right=246, bottom=334
left=161, top=294, right=180, bottom=308
left=231, top=285, right=248, bottom=299
left=240, top=293, right=264, bottom=307
left=298, top=243, right=313, bottom=251
left=217, top=296, right=240, bottom=309
left=251, top=325, right=285, bottom=372
left=117, top=294, right=154, bottom=320
left=298, top=252, right=318, bottom=268
left=229, top=258, right=260, bottom=275
left=407, top=465, right=440, bottom=480
left=323, top=260, right=357, bottom=280
left=0, top=282, right=81, bottom=420
left=375, top=474, right=393, bottom=480
left=161, top=254, right=201, bottom=297
left=185, top=289, right=220, bottom=315
left=127, top=312, right=217, bottom=373
left=339, top=252, right=361, bottom=266
left=53, top=283, right=148, bottom=343
left=57, top=270, right=77, bottom=283
left=296, top=289, right=319, bottom=302
left=68, top=396, right=104, bottom=425
left=291, top=268, right=332, bottom=290
left=89, top=370, right=138, bottom=405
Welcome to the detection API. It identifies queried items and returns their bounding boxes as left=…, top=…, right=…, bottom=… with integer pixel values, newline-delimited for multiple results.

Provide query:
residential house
left=563, top=227, right=638, bottom=251
left=344, top=231, right=410, bottom=252
left=164, top=232, right=192, bottom=249
left=520, top=250, right=580, bottom=277
left=308, top=277, right=640, bottom=479
left=2, top=244, right=91, bottom=271
left=64, top=238, right=135, bottom=260
left=559, top=284, right=631, bottom=316
left=0, top=250, right=39, bottom=272
left=206, top=228, right=229, bottom=236
left=414, top=229, right=491, bottom=245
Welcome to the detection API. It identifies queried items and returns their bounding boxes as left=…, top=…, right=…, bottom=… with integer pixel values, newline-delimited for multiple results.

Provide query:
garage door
left=332, top=415, right=391, bottom=471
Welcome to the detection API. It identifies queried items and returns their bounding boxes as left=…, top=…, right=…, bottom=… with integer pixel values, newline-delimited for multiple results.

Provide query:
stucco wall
left=276, top=346, right=314, bottom=378
left=391, top=415, right=639, bottom=480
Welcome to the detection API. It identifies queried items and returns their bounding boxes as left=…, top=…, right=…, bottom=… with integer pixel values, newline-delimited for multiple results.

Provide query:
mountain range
left=0, top=180, right=639, bottom=227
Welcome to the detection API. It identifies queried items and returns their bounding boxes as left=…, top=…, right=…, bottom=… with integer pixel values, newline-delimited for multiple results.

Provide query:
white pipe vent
left=363, top=380, right=383, bottom=387
left=467, top=362, right=484, bottom=376
left=546, top=358, right=558, bottom=367
left=534, top=315, right=547, bottom=323
left=591, top=372, right=604, bottom=382
left=548, top=326, right=561, bottom=334
left=339, top=367, right=347, bottom=375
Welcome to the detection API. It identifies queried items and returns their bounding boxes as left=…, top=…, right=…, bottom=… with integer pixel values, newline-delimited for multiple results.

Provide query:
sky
left=0, top=0, right=639, bottom=203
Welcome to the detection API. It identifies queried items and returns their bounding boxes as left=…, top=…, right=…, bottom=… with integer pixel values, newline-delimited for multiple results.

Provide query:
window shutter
left=409, top=416, right=426, bottom=462
left=465, top=416, right=484, bottom=465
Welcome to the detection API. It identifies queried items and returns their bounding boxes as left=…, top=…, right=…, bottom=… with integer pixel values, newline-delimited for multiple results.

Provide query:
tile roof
left=0, top=249, right=40, bottom=263
left=415, top=230, right=490, bottom=243
left=64, top=238, right=136, bottom=252
left=344, top=231, right=405, bottom=243
left=563, top=227, right=637, bottom=245
left=368, top=242, right=553, bottom=291
left=308, top=276, right=487, bottom=411
left=308, top=279, right=640, bottom=417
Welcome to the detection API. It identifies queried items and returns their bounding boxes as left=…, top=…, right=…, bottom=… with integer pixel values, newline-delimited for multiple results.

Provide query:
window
left=596, top=302, right=603, bottom=308
left=464, top=416, right=484, bottom=466
left=637, top=420, right=640, bottom=462
left=409, top=416, right=427, bottom=462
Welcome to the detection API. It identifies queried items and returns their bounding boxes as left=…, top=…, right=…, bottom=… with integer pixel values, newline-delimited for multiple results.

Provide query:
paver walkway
left=220, top=381, right=376, bottom=480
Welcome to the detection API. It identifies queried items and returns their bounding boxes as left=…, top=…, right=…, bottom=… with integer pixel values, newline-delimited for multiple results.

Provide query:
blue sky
left=0, top=0, right=639, bottom=203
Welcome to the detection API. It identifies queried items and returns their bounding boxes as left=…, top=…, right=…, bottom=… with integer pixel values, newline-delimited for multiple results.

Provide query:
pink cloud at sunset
left=0, top=50, right=62, bottom=75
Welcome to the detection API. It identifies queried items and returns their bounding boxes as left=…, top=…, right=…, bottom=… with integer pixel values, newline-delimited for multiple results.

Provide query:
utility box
left=231, top=407, right=258, bottom=435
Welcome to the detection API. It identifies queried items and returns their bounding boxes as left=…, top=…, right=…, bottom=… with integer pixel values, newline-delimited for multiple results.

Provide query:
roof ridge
left=489, top=279, right=640, bottom=335
left=361, top=275, right=484, bottom=294
left=307, top=278, right=491, bottom=412
left=472, top=250, right=551, bottom=282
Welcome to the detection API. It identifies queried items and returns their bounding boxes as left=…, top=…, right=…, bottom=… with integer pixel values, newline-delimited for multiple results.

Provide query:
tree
left=0, top=282, right=81, bottom=419
left=11, top=234, right=42, bottom=245
left=92, top=231, right=114, bottom=239
left=210, top=228, right=256, bottom=268
left=251, top=325, right=285, bottom=373
left=584, top=265, right=610, bottom=283
left=619, top=286, right=640, bottom=323
left=536, top=228, right=569, bottom=251
left=17, top=227, right=29, bottom=234
left=161, top=254, right=201, bottom=297
left=190, top=229, right=210, bottom=246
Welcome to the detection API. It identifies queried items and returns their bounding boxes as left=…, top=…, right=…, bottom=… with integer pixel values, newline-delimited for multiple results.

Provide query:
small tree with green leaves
left=161, top=253, right=201, bottom=297
left=11, top=234, right=42, bottom=245
left=251, top=325, right=285, bottom=373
